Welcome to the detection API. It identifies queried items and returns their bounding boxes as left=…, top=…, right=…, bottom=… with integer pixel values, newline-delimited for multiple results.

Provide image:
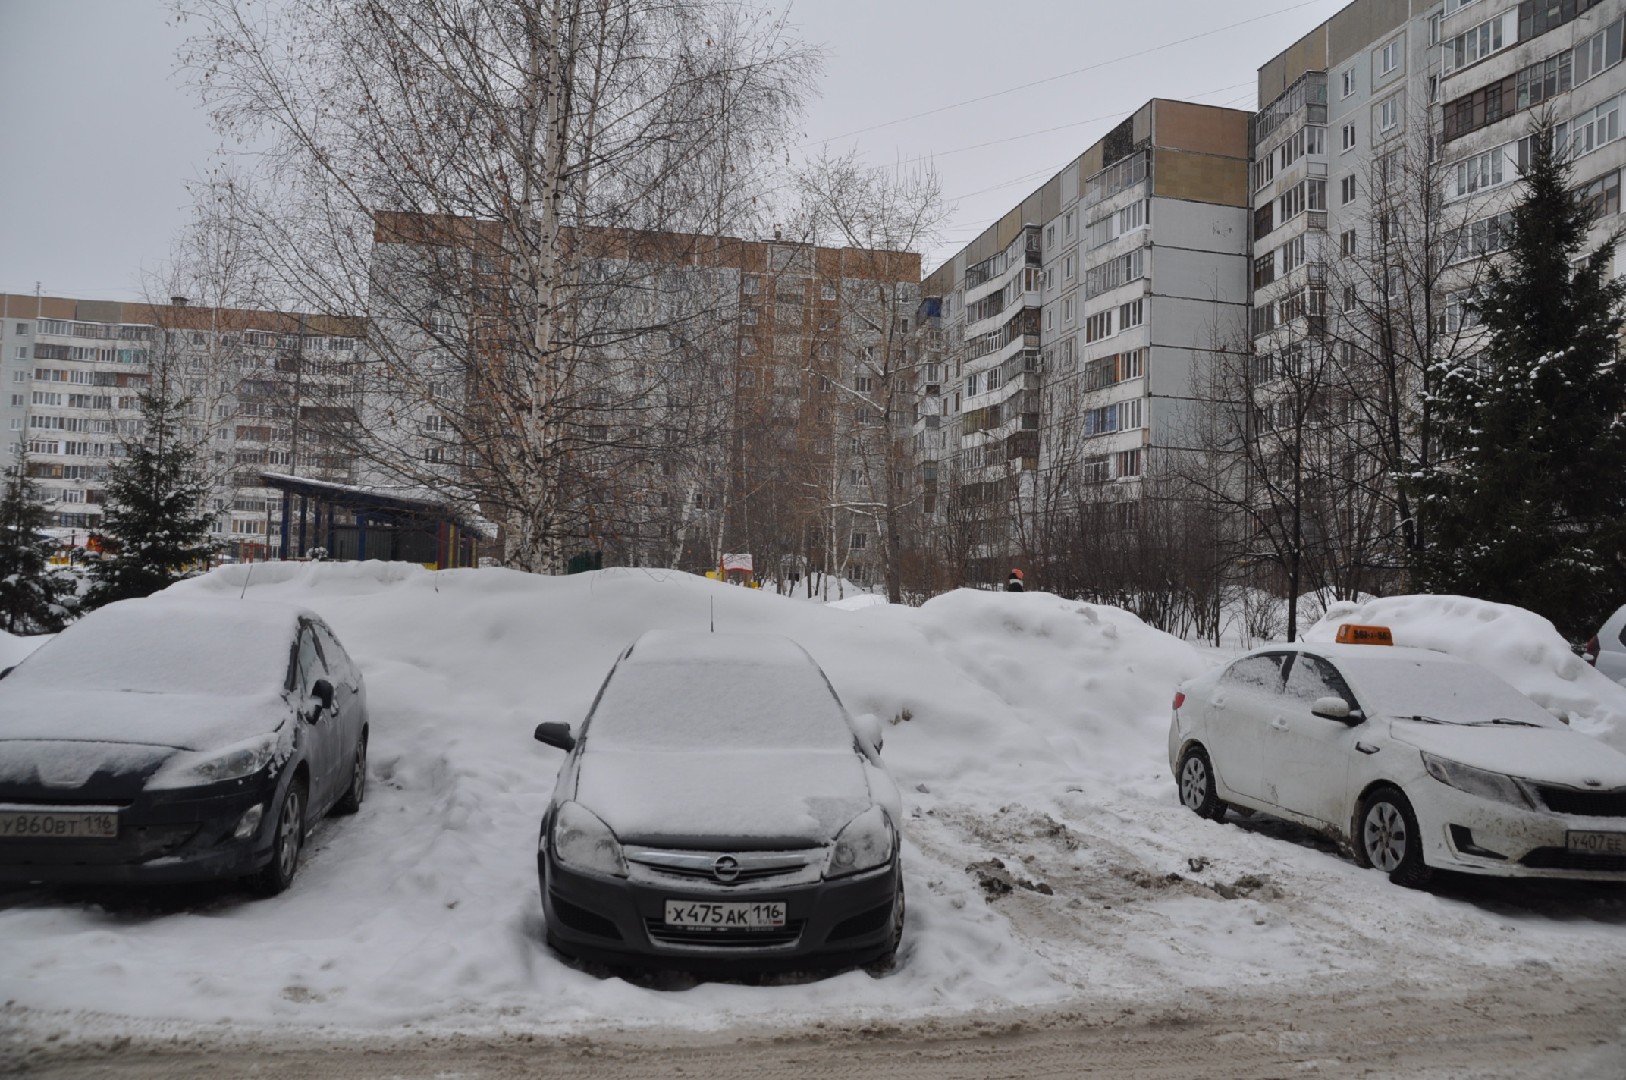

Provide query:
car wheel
left=332, top=734, right=367, bottom=816
left=1356, top=787, right=1432, bottom=888
left=258, top=780, right=306, bottom=896
left=1177, top=746, right=1227, bottom=821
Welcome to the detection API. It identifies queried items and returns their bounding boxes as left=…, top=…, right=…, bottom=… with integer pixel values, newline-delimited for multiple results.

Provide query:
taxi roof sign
left=1335, top=624, right=1393, bottom=646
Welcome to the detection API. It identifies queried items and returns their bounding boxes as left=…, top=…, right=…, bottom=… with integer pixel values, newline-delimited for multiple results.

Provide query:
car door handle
left=1355, top=742, right=1380, bottom=755
left=1269, top=717, right=1289, bottom=731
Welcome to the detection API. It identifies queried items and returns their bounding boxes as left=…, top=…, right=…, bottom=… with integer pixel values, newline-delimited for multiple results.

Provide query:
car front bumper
left=1414, top=781, right=1626, bottom=881
left=0, top=784, right=277, bottom=885
left=540, top=847, right=900, bottom=970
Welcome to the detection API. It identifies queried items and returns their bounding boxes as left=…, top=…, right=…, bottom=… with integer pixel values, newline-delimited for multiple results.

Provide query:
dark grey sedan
left=534, top=630, right=904, bottom=971
left=0, top=597, right=369, bottom=894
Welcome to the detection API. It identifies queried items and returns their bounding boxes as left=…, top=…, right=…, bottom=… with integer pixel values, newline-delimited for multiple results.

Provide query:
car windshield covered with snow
left=6, top=598, right=291, bottom=698
left=584, top=642, right=854, bottom=753
left=1334, top=652, right=1562, bottom=728
left=533, top=629, right=904, bottom=971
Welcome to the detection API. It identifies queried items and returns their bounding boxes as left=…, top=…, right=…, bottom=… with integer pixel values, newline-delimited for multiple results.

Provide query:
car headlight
left=1420, top=752, right=1534, bottom=808
left=146, top=732, right=284, bottom=790
left=551, top=801, right=627, bottom=878
left=825, top=805, right=894, bottom=878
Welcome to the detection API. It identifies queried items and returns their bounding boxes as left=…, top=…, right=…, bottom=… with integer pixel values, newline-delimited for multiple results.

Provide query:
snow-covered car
left=1168, top=629, right=1626, bottom=886
left=0, top=598, right=369, bottom=894
left=533, top=630, right=904, bottom=970
left=1583, top=602, right=1626, bottom=685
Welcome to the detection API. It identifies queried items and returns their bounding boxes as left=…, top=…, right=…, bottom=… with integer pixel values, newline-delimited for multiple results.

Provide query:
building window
left=1379, top=39, right=1400, bottom=76
left=1116, top=448, right=1142, bottom=478
left=1064, top=210, right=1075, bottom=238
left=14, top=322, right=29, bottom=336
left=1254, top=252, right=1276, bottom=289
left=850, top=532, right=867, bottom=550
left=743, top=274, right=759, bottom=295
left=1117, top=298, right=1144, bottom=331
left=1341, top=69, right=1355, bottom=98
left=1085, top=311, right=1113, bottom=342
left=1341, top=229, right=1357, bottom=256
left=1377, top=95, right=1400, bottom=133
left=1443, top=16, right=1503, bottom=75
left=1340, top=174, right=1357, bottom=205
left=1578, top=170, right=1622, bottom=221
left=1573, top=94, right=1622, bottom=157
left=1576, top=18, right=1625, bottom=85
left=742, top=307, right=757, bottom=325
left=821, top=281, right=837, bottom=300
left=1342, top=123, right=1356, bottom=151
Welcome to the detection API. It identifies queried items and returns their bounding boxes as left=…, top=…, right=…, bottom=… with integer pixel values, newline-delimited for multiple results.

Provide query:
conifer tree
left=1412, top=123, right=1626, bottom=638
left=0, top=458, right=72, bottom=634
left=86, top=370, right=216, bottom=609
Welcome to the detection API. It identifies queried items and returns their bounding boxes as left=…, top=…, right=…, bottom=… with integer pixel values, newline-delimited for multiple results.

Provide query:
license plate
left=0, top=809, right=118, bottom=840
left=1567, top=831, right=1626, bottom=855
left=663, top=900, right=786, bottom=930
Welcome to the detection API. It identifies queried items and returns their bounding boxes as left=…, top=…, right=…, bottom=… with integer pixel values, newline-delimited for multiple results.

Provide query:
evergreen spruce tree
left=0, top=457, right=73, bottom=634
left=1412, top=123, right=1626, bottom=638
left=86, top=370, right=216, bottom=609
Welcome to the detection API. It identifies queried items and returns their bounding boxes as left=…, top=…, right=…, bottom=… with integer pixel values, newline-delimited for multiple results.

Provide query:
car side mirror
left=1311, top=696, right=1356, bottom=722
left=534, top=722, right=577, bottom=752
left=852, top=713, right=884, bottom=756
left=0, top=666, right=11, bottom=681
left=311, top=678, right=335, bottom=714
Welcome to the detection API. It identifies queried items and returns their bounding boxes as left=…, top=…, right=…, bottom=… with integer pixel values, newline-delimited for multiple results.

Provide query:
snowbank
left=5, top=567, right=1626, bottom=1042
left=0, top=629, right=49, bottom=672
left=1306, top=594, right=1626, bottom=748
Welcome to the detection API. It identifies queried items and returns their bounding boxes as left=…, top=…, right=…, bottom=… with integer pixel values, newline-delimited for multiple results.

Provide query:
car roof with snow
left=3, top=597, right=316, bottom=698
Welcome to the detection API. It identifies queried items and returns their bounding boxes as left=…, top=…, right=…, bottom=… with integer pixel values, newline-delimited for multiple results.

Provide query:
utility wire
left=806, top=0, right=1335, bottom=146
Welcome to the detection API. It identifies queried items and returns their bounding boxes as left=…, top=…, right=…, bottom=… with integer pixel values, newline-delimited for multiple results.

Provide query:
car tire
left=332, top=733, right=367, bottom=816
left=1355, top=786, right=1432, bottom=888
left=1177, top=745, right=1227, bottom=821
left=258, top=779, right=306, bottom=896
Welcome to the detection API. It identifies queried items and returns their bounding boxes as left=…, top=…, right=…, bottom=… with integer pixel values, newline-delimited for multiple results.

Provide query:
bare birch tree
left=176, top=0, right=816, bottom=572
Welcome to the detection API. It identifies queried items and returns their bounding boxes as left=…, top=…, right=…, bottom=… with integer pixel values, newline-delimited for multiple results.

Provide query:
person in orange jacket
left=1006, top=568, right=1024, bottom=592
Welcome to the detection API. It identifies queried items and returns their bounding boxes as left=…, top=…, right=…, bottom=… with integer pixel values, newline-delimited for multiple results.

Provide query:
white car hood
left=1387, top=719, right=1626, bottom=787
left=574, top=747, right=874, bottom=848
left=0, top=687, right=291, bottom=753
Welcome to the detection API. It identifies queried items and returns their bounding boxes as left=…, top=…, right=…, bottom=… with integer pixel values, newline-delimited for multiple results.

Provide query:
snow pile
left=4, top=566, right=1626, bottom=1042
left=0, top=629, right=48, bottom=672
left=1306, top=594, right=1626, bottom=747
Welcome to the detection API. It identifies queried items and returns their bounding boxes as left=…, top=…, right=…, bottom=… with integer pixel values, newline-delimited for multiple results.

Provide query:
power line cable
left=805, top=0, right=1337, bottom=146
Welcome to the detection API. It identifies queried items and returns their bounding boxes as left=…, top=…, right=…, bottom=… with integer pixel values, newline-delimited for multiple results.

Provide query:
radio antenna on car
left=710, top=597, right=715, bottom=633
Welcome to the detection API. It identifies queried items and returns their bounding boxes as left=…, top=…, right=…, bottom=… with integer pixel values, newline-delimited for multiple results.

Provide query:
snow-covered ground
left=3, top=565, right=1626, bottom=1042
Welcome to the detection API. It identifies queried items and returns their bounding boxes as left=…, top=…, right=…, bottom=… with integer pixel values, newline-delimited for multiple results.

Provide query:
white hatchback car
left=1168, top=629, right=1626, bottom=886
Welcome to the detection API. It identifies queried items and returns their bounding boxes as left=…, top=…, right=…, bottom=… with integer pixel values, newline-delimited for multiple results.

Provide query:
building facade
left=365, top=215, right=920, bottom=583
left=0, top=293, right=362, bottom=558
left=916, top=99, right=1253, bottom=585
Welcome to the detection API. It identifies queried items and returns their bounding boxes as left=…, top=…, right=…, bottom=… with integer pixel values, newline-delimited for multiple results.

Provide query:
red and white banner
left=721, top=553, right=754, bottom=573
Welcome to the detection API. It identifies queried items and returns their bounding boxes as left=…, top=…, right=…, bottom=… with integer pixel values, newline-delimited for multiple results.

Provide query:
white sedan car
left=1168, top=630, right=1626, bottom=886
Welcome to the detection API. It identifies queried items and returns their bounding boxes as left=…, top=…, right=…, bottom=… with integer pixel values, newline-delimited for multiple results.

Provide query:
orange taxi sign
left=1335, top=624, right=1393, bottom=646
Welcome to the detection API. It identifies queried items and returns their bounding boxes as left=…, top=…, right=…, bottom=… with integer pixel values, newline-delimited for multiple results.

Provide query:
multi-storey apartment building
left=366, top=214, right=920, bottom=583
left=917, top=99, right=1252, bottom=584
left=1440, top=0, right=1626, bottom=272
left=1242, top=0, right=1626, bottom=598
left=0, top=293, right=362, bottom=559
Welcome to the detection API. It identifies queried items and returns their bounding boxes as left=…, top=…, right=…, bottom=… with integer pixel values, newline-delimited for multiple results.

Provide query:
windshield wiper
left=1467, top=717, right=1541, bottom=727
left=1405, top=715, right=1444, bottom=724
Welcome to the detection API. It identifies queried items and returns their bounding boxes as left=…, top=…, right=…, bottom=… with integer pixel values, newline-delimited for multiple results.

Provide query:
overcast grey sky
left=0, top=0, right=1350, bottom=302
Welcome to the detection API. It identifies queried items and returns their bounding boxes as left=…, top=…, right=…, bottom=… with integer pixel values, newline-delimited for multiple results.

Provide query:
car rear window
left=1336, top=655, right=1559, bottom=727
left=584, top=660, right=855, bottom=752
